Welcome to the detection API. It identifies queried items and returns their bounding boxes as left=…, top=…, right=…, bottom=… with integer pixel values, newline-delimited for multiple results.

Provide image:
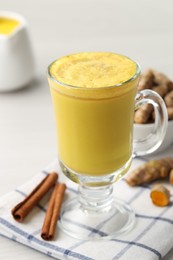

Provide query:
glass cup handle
left=133, top=89, right=168, bottom=157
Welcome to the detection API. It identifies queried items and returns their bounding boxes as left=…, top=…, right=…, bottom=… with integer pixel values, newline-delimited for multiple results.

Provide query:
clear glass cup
left=48, top=53, right=168, bottom=240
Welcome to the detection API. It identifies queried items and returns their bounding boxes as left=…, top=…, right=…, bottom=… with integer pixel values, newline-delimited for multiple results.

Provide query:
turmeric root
left=135, top=69, right=173, bottom=123
left=126, top=158, right=173, bottom=186
left=152, top=70, right=173, bottom=90
left=134, top=103, right=153, bottom=124
left=169, top=169, right=173, bottom=185
left=163, top=157, right=173, bottom=168
left=138, top=69, right=154, bottom=90
left=152, top=85, right=170, bottom=98
left=167, top=107, right=173, bottom=120
left=164, top=90, right=173, bottom=107
left=150, top=184, right=170, bottom=206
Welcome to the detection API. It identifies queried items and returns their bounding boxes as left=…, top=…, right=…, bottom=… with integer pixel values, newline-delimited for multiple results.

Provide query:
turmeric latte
left=48, top=52, right=139, bottom=176
left=0, top=17, right=20, bottom=35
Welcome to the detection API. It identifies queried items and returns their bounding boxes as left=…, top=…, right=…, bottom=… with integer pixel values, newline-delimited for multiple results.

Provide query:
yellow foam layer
left=50, top=52, right=137, bottom=88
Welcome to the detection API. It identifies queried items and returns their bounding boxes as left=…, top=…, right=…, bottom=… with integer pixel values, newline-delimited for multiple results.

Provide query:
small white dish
left=0, top=11, right=35, bottom=91
left=133, top=119, right=173, bottom=154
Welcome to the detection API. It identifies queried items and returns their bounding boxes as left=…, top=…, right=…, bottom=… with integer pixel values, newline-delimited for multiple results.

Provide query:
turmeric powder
left=150, top=184, right=170, bottom=206
left=126, top=158, right=173, bottom=186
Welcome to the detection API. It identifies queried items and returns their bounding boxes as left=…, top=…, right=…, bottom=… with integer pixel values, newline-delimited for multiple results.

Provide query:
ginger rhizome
left=134, top=69, right=173, bottom=123
left=126, top=158, right=173, bottom=186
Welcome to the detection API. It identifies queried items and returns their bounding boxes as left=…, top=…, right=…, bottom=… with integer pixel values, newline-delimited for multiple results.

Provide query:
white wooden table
left=0, top=0, right=173, bottom=258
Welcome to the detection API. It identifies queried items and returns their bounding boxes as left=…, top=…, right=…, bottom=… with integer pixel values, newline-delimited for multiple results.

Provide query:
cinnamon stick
left=12, top=172, right=58, bottom=222
left=41, top=183, right=66, bottom=240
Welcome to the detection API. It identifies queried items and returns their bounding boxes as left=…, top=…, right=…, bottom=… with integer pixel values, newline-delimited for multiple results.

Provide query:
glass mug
left=48, top=52, right=167, bottom=240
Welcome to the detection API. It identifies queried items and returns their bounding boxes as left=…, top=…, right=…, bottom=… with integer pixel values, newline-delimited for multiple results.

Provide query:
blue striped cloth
left=0, top=145, right=173, bottom=260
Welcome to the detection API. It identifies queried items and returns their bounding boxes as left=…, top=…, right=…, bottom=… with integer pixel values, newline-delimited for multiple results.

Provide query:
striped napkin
left=0, top=145, right=173, bottom=260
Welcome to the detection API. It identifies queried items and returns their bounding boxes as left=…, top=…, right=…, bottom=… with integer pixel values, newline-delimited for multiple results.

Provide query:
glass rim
left=47, top=52, right=141, bottom=90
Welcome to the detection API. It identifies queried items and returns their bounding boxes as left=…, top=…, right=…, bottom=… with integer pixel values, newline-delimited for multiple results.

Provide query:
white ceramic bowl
left=133, top=119, right=173, bottom=154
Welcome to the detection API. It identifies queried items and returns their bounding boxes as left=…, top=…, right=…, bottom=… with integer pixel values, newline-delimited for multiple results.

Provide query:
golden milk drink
left=48, top=52, right=138, bottom=176
left=0, top=17, right=20, bottom=35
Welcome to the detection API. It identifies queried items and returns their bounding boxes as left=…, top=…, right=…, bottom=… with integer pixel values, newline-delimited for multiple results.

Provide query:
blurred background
left=0, top=0, right=173, bottom=258
left=2, top=0, right=173, bottom=77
